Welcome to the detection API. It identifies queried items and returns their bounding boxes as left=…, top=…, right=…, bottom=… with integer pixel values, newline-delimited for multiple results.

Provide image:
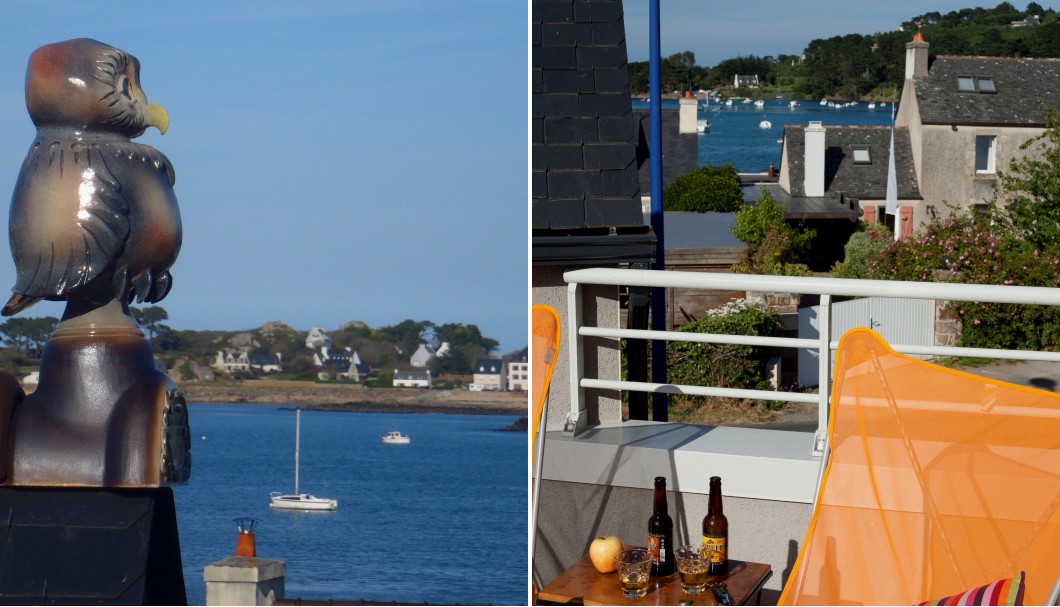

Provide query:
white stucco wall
left=916, top=124, right=1042, bottom=228
left=532, top=266, right=623, bottom=430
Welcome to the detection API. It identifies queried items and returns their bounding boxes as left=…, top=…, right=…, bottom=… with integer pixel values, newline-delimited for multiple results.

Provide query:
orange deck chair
left=780, top=328, right=1060, bottom=606
left=531, top=304, right=561, bottom=594
left=531, top=304, right=561, bottom=464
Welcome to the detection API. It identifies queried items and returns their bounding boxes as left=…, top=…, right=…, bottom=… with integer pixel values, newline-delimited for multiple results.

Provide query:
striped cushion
left=918, top=572, right=1025, bottom=606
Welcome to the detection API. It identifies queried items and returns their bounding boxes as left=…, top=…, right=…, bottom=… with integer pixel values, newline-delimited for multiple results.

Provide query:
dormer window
left=853, top=147, right=871, bottom=164
left=958, top=76, right=996, bottom=93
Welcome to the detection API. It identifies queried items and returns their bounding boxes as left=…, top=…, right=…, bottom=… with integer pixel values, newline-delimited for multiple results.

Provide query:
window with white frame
left=975, top=135, right=996, bottom=173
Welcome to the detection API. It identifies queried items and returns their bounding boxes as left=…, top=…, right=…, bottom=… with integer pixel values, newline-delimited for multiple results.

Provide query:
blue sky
left=622, top=1, right=1056, bottom=66
left=0, top=1, right=527, bottom=355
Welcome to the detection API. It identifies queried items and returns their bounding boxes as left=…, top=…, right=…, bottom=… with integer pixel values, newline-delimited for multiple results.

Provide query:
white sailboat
left=270, top=409, right=338, bottom=511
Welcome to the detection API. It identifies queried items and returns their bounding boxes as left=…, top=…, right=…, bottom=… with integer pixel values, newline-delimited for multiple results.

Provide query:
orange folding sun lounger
left=780, top=329, right=1060, bottom=606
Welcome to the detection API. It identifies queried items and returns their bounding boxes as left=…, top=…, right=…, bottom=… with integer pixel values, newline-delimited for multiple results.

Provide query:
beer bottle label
left=702, top=535, right=726, bottom=564
left=648, top=533, right=663, bottom=564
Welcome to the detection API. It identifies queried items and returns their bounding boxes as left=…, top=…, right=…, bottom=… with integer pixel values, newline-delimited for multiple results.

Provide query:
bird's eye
left=119, top=75, right=131, bottom=99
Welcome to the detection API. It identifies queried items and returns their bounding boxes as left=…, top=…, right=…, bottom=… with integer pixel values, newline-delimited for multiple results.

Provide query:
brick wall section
left=532, top=0, right=644, bottom=231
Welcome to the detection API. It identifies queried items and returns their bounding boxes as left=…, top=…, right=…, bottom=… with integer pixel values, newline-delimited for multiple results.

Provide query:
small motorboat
left=789, top=100, right=798, bottom=109
left=868, top=102, right=877, bottom=109
left=759, top=120, right=772, bottom=129
left=696, top=119, right=710, bottom=133
left=754, top=99, right=765, bottom=108
left=382, top=431, right=411, bottom=445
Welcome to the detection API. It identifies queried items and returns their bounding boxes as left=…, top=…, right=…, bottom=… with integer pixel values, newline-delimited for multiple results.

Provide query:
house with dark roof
left=392, top=368, right=430, bottom=389
left=778, top=122, right=921, bottom=238
left=895, top=32, right=1060, bottom=231
left=734, top=74, right=760, bottom=89
left=312, top=346, right=371, bottom=381
left=472, top=358, right=503, bottom=391
left=213, top=351, right=283, bottom=374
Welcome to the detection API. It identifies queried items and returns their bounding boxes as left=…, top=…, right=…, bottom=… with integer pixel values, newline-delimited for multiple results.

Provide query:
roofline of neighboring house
left=932, top=54, right=1060, bottom=63
left=532, top=229, right=657, bottom=267
left=919, top=120, right=1051, bottom=128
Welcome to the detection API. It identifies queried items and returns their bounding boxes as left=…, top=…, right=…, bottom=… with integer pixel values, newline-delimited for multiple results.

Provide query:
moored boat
left=269, top=492, right=338, bottom=511
left=382, top=431, right=411, bottom=445
left=270, top=409, right=338, bottom=511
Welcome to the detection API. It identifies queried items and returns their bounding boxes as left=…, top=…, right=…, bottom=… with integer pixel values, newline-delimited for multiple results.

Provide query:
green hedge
left=663, top=165, right=743, bottom=212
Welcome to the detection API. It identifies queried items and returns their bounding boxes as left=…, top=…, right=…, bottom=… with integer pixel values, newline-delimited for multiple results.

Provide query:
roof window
left=958, top=76, right=996, bottom=94
left=853, top=147, right=871, bottom=164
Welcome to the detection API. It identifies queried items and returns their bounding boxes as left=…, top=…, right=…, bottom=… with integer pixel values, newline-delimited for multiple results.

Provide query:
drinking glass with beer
left=615, top=548, right=652, bottom=599
left=674, top=545, right=709, bottom=594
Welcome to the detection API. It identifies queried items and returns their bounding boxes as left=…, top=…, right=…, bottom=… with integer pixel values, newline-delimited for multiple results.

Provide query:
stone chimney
left=905, top=28, right=929, bottom=80
left=804, top=121, right=826, bottom=197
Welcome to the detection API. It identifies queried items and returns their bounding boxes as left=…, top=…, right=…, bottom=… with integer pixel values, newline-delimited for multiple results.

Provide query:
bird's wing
left=9, top=140, right=131, bottom=298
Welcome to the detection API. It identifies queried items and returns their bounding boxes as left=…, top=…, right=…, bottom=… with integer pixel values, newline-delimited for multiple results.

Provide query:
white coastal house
left=214, top=351, right=283, bottom=374
left=734, top=74, right=760, bottom=88
left=506, top=357, right=528, bottom=392
left=393, top=368, right=431, bottom=389
left=305, top=327, right=332, bottom=350
left=472, top=358, right=503, bottom=391
left=409, top=342, right=450, bottom=368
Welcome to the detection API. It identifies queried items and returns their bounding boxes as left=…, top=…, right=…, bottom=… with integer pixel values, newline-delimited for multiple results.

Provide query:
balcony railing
left=563, top=267, right=1060, bottom=456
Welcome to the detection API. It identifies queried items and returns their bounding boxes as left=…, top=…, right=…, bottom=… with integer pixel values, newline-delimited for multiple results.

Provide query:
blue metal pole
left=648, top=0, right=668, bottom=419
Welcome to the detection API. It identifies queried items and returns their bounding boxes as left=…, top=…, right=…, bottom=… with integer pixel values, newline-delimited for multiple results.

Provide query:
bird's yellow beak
left=146, top=103, right=169, bottom=135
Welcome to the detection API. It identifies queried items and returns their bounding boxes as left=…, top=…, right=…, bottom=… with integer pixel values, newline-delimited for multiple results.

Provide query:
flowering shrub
left=867, top=210, right=1060, bottom=351
left=667, top=299, right=782, bottom=418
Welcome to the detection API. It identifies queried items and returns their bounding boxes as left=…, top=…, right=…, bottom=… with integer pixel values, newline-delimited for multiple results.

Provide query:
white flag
left=885, top=110, right=898, bottom=217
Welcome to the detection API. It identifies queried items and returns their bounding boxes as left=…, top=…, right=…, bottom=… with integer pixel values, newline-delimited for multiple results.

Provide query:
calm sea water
left=172, top=404, right=526, bottom=606
left=632, top=98, right=894, bottom=172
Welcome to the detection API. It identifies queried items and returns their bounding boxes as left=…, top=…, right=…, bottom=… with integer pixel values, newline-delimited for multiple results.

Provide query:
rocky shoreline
left=181, top=379, right=528, bottom=417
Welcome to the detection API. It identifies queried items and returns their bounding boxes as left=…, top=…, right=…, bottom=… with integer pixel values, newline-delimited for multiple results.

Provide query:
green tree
left=132, top=306, right=169, bottom=347
left=663, top=165, right=743, bottom=212
left=376, top=319, right=433, bottom=358
left=731, top=190, right=815, bottom=276
left=0, top=316, right=58, bottom=358
left=997, top=108, right=1060, bottom=250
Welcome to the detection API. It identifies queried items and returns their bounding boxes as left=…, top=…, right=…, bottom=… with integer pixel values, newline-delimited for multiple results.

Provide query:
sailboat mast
left=295, top=408, right=301, bottom=495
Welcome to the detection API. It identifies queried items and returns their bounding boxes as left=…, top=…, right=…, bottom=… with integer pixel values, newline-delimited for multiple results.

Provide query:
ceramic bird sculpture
left=0, top=39, right=190, bottom=488
left=3, top=37, right=180, bottom=317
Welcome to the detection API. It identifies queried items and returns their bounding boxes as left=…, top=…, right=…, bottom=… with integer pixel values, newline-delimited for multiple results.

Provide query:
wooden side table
left=537, top=556, right=772, bottom=606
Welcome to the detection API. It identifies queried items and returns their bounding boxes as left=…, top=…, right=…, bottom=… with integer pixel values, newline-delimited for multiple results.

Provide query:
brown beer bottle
left=702, top=476, right=729, bottom=575
left=647, top=476, right=674, bottom=576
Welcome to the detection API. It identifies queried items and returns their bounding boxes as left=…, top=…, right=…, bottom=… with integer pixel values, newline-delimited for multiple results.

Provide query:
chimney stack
left=804, top=122, right=826, bottom=197
left=679, top=97, right=698, bottom=134
left=905, top=27, right=929, bottom=80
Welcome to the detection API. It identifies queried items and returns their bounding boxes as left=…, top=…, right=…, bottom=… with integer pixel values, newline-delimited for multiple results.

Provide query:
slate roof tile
left=914, top=56, right=1060, bottom=126
left=784, top=126, right=921, bottom=200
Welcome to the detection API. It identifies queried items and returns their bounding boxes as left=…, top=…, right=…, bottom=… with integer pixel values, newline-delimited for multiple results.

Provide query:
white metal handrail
left=563, top=267, right=1060, bottom=455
